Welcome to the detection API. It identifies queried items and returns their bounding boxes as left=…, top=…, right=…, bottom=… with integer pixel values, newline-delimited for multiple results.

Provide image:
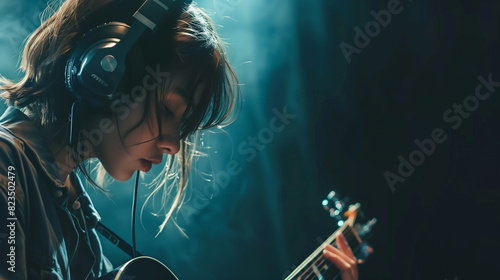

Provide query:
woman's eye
left=164, top=106, right=173, bottom=116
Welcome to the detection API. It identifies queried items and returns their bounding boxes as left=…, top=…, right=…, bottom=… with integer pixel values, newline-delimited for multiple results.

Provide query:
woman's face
left=92, top=72, right=200, bottom=181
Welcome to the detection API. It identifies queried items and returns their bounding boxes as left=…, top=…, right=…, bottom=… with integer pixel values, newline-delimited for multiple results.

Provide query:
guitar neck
left=284, top=224, right=362, bottom=280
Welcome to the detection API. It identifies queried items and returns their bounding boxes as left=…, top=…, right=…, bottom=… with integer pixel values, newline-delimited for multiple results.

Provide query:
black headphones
left=65, top=0, right=192, bottom=111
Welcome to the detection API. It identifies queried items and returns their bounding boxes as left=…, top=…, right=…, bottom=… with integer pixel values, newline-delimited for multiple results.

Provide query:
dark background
left=1, top=0, right=499, bottom=279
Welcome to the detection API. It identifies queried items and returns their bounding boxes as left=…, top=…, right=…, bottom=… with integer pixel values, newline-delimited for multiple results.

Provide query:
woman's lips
left=148, top=158, right=163, bottom=165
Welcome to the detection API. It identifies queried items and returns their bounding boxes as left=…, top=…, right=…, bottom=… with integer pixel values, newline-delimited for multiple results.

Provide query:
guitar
left=95, top=256, right=179, bottom=280
left=284, top=191, right=376, bottom=280
left=96, top=191, right=375, bottom=280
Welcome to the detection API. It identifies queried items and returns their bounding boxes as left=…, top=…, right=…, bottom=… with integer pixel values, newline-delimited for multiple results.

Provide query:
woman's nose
left=157, top=134, right=180, bottom=155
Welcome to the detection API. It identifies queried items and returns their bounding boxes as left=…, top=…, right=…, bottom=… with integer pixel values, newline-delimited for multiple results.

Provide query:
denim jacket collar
left=0, top=106, right=67, bottom=188
left=0, top=106, right=101, bottom=227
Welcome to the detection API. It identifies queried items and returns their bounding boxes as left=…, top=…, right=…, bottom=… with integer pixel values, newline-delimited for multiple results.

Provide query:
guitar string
left=285, top=225, right=351, bottom=279
left=287, top=227, right=353, bottom=280
left=300, top=228, right=354, bottom=275
left=302, top=242, right=359, bottom=280
left=298, top=228, right=356, bottom=280
left=295, top=230, right=353, bottom=280
left=301, top=248, right=353, bottom=280
left=311, top=236, right=360, bottom=280
left=285, top=204, right=364, bottom=280
left=302, top=255, right=341, bottom=280
left=301, top=230, right=358, bottom=280
left=300, top=232, right=354, bottom=280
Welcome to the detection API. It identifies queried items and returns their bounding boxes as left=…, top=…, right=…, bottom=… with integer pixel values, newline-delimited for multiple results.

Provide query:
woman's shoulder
left=0, top=124, right=29, bottom=164
left=0, top=107, right=67, bottom=187
left=0, top=122, right=66, bottom=194
left=0, top=107, right=34, bottom=158
left=0, top=123, right=39, bottom=185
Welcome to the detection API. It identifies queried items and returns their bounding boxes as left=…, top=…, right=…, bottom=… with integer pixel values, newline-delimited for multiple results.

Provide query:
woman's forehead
left=161, top=73, right=206, bottom=106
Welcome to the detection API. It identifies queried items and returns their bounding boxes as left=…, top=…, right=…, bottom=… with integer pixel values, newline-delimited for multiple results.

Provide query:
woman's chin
left=109, top=169, right=136, bottom=182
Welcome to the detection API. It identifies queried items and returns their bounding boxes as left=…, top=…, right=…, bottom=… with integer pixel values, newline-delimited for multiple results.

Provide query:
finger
left=336, top=235, right=358, bottom=280
left=324, top=244, right=356, bottom=266
left=337, top=233, right=355, bottom=260
left=323, top=249, right=356, bottom=280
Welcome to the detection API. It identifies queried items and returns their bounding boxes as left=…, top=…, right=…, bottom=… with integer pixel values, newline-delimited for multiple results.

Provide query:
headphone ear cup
left=65, top=22, right=143, bottom=111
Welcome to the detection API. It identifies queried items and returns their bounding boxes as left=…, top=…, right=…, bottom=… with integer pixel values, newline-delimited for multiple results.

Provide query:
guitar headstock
left=322, top=190, right=353, bottom=227
left=284, top=190, right=377, bottom=279
left=322, top=190, right=377, bottom=261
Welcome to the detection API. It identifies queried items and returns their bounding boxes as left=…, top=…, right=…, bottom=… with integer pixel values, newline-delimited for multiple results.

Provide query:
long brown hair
left=0, top=0, right=240, bottom=234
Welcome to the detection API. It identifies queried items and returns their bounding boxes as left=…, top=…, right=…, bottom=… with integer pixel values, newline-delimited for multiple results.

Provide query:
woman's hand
left=322, top=233, right=359, bottom=280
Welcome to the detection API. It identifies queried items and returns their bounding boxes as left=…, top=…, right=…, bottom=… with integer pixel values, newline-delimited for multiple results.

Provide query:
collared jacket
left=0, top=106, right=113, bottom=279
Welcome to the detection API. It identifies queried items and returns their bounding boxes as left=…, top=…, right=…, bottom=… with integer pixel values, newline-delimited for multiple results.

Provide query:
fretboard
left=284, top=225, right=361, bottom=280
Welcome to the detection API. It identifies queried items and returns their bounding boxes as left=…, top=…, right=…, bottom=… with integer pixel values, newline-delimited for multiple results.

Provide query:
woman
left=0, top=0, right=358, bottom=279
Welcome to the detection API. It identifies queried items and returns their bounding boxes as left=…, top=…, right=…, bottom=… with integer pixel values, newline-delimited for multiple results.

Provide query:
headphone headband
left=65, top=0, right=192, bottom=110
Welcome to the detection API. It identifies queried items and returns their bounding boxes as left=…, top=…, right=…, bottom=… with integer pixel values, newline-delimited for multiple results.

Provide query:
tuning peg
left=327, top=190, right=336, bottom=200
left=356, top=218, right=377, bottom=238
left=322, top=190, right=352, bottom=227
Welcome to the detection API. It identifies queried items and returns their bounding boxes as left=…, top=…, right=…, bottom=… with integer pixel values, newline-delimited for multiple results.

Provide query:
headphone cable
left=131, top=170, right=140, bottom=258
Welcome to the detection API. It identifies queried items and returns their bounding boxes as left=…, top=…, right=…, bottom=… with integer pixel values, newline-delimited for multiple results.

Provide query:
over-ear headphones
left=65, top=0, right=192, bottom=111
